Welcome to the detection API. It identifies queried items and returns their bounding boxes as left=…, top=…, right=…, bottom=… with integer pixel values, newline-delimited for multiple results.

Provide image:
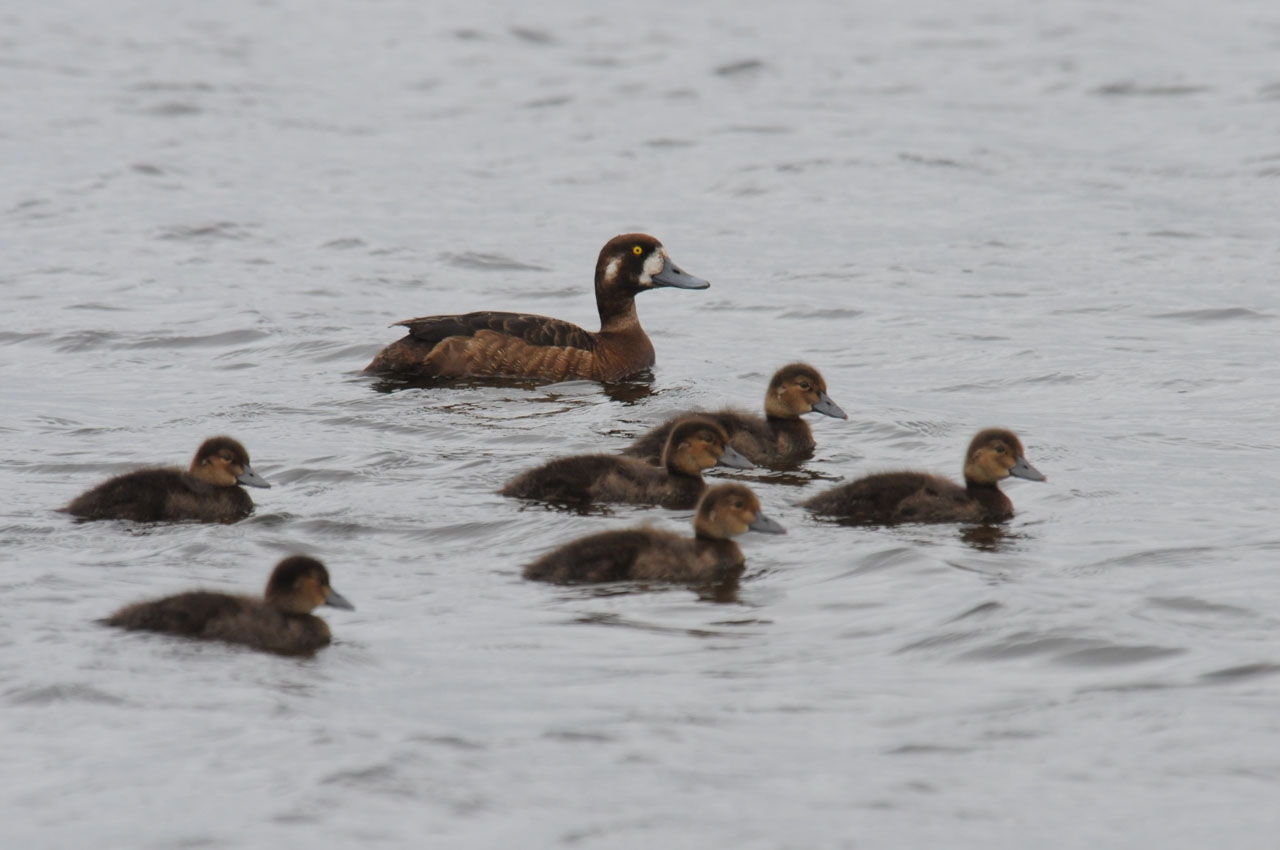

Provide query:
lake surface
left=3, top=0, right=1280, bottom=847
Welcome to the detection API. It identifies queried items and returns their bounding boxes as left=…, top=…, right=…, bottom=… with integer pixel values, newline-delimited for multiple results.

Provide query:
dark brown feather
left=62, top=469, right=255, bottom=523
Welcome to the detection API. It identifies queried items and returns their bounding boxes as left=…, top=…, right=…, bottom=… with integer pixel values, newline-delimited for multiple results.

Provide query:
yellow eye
left=632, top=245, right=643, bottom=255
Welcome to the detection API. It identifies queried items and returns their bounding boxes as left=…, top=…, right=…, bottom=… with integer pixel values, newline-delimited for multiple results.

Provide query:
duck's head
left=963, top=428, right=1046, bottom=486
left=694, top=483, right=787, bottom=540
left=661, top=416, right=753, bottom=475
left=595, top=234, right=709, bottom=300
left=189, top=436, right=271, bottom=489
left=264, top=556, right=355, bottom=615
left=763, top=363, right=847, bottom=420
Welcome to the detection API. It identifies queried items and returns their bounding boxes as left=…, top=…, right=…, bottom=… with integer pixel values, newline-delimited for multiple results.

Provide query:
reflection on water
left=367, top=372, right=658, bottom=405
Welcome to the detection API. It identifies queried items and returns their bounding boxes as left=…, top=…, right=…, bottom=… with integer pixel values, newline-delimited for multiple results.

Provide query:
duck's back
left=64, top=469, right=254, bottom=523
left=365, top=311, right=653, bottom=382
left=624, top=409, right=813, bottom=468
left=104, top=592, right=332, bottom=655
left=501, top=454, right=703, bottom=509
left=803, top=471, right=997, bottom=524
left=524, top=529, right=743, bottom=583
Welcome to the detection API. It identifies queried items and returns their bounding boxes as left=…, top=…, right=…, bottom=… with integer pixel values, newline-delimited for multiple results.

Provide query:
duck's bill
left=811, top=392, right=848, bottom=420
left=1009, top=457, right=1047, bottom=482
left=717, top=446, right=755, bottom=470
left=325, top=588, right=356, bottom=611
left=236, top=466, right=272, bottom=488
left=652, top=261, right=710, bottom=290
left=749, top=513, right=787, bottom=534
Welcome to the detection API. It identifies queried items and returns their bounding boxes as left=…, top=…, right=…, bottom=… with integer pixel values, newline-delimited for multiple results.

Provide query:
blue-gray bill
left=812, top=392, right=847, bottom=420
left=749, top=513, right=787, bottom=534
left=651, top=260, right=710, bottom=290
left=325, top=588, right=355, bottom=610
left=1010, top=456, right=1046, bottom=482
left=236, top=466, right=272, bottom=488
left=717, top=446, right=755, bottom=470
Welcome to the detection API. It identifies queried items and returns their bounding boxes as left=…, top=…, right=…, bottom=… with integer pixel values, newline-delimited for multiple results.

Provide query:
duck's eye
left=799, top=382, right=811, bottom=391
left=994, top=445, right=1006, bottom=454
left=632, top=245, right=643, bottom=255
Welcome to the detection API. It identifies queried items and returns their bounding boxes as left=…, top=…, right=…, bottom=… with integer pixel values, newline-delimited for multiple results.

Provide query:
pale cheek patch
left=640, top=251, right=665, bottom=286
left=604, top=258, right=620, bottom=284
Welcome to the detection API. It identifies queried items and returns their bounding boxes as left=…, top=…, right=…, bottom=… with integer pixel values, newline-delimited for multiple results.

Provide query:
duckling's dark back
left=623, top=409, right=814, bottom=468
left=63, top=469, right=255, bottom=523
left=501, top=453, right=705, bottom=509
left=802, top=471, right=981, bottom=524
left=523, top=528, right=743, bottom=584
left=104, top=592, right=333, bottom=655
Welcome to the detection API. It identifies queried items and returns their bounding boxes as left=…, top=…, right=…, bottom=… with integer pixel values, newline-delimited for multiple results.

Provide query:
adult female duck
left=364, top=233, right=708, bottom=381
left=801, top=428, right=1046, bottom=524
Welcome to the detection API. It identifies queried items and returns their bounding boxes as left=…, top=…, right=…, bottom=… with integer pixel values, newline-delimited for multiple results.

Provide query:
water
left=4, top=0, right=1280, bottom=846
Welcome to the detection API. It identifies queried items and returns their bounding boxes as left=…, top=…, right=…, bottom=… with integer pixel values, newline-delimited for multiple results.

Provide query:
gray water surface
left=4, top=0, right=1280, bottom=847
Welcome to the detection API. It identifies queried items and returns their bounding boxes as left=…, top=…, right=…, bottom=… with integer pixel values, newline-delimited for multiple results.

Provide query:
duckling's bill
left=325, top=588, right=355, bottom=610
left=812, top=391, right=847, bottom=420
left=717, top=446, right=755, bottom=470
left=1010, top=456, right=1046, bottom=482
left=749, top=513, right=786, bottom=534
left=236, top=465, right=272, bottom=488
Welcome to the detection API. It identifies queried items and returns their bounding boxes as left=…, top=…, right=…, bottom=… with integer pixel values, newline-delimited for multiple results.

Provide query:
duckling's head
left=264, top=556, right=355, bottom=615
left=693, top=483, right=787, bottom=540
left=190, top=436, right=271, bottom=489
left=963, top=428, right=1047, bottom=486
left=595, top=234, right=709, bottom=301
left=661, top=417, right=753, bottom=475
left=763, top=363, right=847, bottom=420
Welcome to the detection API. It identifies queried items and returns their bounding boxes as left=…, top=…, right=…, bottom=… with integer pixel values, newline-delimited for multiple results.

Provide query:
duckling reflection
left=102, top=556, right=354, bottom=656
left=623, top=363, right=846, bottom=469
left=62, top=436, right=270, bottom=523
left=502, top=417, right=753, bottom=510
left=364, top=234, right=708, bottom=382
left=802, top=428, right=1046, bottom=524
left=523, top=483, right=785, bottom=584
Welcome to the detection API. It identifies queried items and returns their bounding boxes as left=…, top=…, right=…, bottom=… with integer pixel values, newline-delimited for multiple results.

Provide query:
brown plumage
left=61, top=436, right=271, bottom=523
left=523, top=483, right=786, bottom=584
left=102, top=556, right=355, bottom=656
left=364, top=233, right=709, bottom=381
left=623, top=363, right=847, bottom=469
left=501, top=417, right=753, bottom=509
left=801, top=428, right=1046, bottom=524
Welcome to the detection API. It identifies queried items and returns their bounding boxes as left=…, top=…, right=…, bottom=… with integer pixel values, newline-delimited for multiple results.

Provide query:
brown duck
left=102, top=556, right=355, bottom=656
left=61, top=436, right=271, bottom=523
left=622, top=363, right=846, bottom=468
left=364, top=233, right=708, bottom=380
left=801, top=428, right=1046, bottom=524
left=523, top=483, right=786, bottom=584
left=501, top=417, right=753, bottom=509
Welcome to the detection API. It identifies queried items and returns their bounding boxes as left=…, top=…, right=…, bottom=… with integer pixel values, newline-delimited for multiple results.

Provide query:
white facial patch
left=604, top=258, right=620, bottom=284
left=639, top=250, right=665, bottom=286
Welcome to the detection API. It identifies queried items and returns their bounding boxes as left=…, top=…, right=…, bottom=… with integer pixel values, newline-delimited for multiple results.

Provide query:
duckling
left=801, top=428, right=1046, bottom=524
left=502, top=417, right=753, bottom=509
left=102, top=556, right=353, bottom=656
left=524, top=483, right=786, bottom=584
left=61, top=436, right=270, bottom=523
left=623, top=363, right=847, bottom=468
left=364, top=233, right=709, bottom=381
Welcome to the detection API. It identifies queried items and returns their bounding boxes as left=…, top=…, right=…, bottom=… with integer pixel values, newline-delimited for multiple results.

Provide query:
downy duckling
left=801, top=428, right=1046, bottom=524
left=62, top=436, right=270, bottom=523
left=102, top=556, right=355, bottom=656
left=622, top=363, right=847, bottom=468
left=524, top=483, right=786, bottom=584
left=364, top=233, right=709, bottom=381
left=502, top=417, right=753, bottom=509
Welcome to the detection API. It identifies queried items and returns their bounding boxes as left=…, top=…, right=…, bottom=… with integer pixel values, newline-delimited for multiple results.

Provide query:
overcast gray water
left=3, top=0, right=1280, bottom=847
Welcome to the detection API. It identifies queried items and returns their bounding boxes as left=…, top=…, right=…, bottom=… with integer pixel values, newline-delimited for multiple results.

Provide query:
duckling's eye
left=632, top=245, right=643, bottom=255
left=799, top=382, right=811, bottom=391
left=994, top=445, right=1007, bottom=454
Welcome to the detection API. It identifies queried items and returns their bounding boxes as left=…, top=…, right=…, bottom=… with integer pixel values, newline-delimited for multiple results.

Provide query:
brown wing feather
left=397, top=311, right=597, bottom=352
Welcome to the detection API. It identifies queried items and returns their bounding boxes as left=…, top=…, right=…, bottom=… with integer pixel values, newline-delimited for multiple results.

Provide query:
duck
left=61, top=436, right=271, bottom=523
left=502, top=417, right=753, bottom=509
left=622, top=363, right=847, bottom=468
left=523, top=483, right=786, bottom=584
left=801, top=428, right=1046, bottom=524
left=102, top=556, right=354, bottom=655
left=364, top=233, right=709, bottom=381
